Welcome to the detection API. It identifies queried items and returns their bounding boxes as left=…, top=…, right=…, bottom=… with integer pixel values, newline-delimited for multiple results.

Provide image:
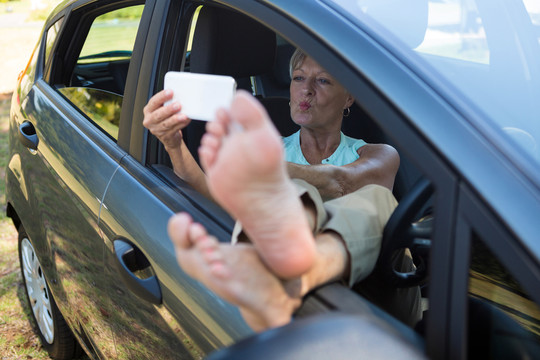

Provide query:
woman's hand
left=143, top=89, right=191, bottom=150
left=286, top=143, right=400, bottom=201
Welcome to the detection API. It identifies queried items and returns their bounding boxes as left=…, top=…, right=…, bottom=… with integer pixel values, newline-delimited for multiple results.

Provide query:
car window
left=56, top=4, right=144, bottom=140
left=59, top=87, right=123, bottom=136
left=45, top=17, right=64, bottom=71
left=523, top=0, right=540, bottom=42
left=468, top=235, right=540, bottom=357
left=329, top=0, right=540, bottom=180
left=417, top=0, right=540, bottom=167
left=78, top=7, right=142, bottom=62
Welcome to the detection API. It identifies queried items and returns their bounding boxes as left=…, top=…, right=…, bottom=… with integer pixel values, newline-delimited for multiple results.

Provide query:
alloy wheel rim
left=21, top=237, right=54, bottom=344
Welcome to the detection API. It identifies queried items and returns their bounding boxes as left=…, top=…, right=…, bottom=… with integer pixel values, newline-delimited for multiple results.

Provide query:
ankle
left=304, top=232, right=349, bottom=290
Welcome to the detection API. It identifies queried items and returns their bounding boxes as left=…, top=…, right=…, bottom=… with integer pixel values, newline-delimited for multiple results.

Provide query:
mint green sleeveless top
left=283, top=130, right=366, bottom=165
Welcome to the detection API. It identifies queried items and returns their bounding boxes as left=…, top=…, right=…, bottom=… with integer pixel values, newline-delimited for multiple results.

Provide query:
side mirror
left=206, top=313, right=426, bottom=360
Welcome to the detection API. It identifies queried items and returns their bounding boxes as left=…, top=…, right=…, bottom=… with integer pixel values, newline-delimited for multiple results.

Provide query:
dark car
left=5, top=0, right=540, bottom=359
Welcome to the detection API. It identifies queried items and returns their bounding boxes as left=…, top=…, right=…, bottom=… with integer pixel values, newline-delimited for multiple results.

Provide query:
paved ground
left=0, top=7, right=44, bottom=94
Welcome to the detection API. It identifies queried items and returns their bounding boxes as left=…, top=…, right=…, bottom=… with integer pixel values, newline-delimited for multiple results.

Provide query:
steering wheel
left=377, top=178, right=433, bottom=288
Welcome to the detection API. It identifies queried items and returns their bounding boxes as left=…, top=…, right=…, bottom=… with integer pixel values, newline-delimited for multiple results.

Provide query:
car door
left=99, top=156, right=251, bottom=358
left=20, top=1, right=158, bottom=357
left=12, top=6, right=138, bottom=359
left=96, top=1, right=252, bottom=357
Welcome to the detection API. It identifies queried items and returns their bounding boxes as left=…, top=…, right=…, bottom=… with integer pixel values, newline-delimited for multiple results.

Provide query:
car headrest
left=273, top=42, right=296, bottom=88
left=190, top=6, right=276, bottom=78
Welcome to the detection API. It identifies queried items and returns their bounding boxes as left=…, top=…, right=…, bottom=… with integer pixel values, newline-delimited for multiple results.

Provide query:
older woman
left=145, top=53, right=418, bottom=326
left=143, top=49, right=399, bottom=200
left=284, top=49, right=399, bottom=200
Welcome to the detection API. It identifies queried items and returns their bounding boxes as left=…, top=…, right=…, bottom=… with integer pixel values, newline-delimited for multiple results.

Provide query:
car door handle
left=113, top=239, right=162, bottom=305
left=18, top=120, right=39, bottom=150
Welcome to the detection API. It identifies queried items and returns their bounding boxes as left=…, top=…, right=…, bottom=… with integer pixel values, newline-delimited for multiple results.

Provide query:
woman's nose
left=302, top=80, right=314, bottom=94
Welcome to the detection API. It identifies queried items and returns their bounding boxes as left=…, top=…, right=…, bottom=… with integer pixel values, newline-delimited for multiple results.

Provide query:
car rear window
left=56, top=4, right=144, bottom=140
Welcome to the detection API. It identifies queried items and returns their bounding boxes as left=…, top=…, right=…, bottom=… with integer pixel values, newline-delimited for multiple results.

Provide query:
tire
left=18, top=225, right=83, bottom=359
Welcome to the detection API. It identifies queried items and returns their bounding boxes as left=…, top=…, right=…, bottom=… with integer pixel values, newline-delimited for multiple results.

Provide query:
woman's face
left=290, top=56, right=354, bottom=131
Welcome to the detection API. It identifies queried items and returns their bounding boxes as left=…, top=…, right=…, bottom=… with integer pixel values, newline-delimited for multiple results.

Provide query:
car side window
left=468, top=235, right=540, bottom=358
left=56, top=5, right=144, bottom=140
left=45, top=17, right=64, bottom=72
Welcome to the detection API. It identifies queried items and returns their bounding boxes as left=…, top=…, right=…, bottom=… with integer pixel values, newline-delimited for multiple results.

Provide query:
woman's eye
left=293, top=76, right=304, bottom=81
left=318, top=78, right=330, bottom=85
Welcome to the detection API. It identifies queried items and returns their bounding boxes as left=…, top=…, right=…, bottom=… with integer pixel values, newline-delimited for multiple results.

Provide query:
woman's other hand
left=143, top=89, right=191, bottom=150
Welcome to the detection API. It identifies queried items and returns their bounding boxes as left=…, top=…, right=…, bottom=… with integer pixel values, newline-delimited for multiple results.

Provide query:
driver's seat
left=185, top=5, right=277, bottom=163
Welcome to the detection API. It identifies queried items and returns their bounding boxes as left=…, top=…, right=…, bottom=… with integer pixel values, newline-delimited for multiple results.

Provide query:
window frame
left=139, top=0, right=199, bottom=166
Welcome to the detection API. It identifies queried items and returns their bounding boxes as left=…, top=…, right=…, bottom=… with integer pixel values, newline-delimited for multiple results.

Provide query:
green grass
left=79, top=5, right=143, bottom=58
left=80, top=23, right=141, bottom=58
left=0, top=93, right=52, bottom=359
left=0, top=3, right=73, bottom=359
left=0, top=95, right=9, bottom=221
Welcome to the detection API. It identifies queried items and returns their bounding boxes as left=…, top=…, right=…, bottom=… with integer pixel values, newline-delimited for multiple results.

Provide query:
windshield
left=330, top=0, right=540, bottom=167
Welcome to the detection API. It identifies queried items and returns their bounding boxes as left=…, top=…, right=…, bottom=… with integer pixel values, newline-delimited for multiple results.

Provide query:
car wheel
left=18, top=225, right=82, bottom=359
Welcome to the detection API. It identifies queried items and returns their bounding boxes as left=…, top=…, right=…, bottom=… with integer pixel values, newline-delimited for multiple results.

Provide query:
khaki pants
left=233, top=179, right=422, bottom=327
left=294, top=179, right=397, bottom=286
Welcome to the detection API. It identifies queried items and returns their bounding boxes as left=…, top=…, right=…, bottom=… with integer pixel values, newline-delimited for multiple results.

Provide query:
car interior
left=174, top=2, right=433, bottom=333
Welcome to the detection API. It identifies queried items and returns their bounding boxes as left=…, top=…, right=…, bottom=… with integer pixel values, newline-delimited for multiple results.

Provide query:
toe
left=168, top=213, right=193, bottom=249
left=189, top=222, right=209, bottom=243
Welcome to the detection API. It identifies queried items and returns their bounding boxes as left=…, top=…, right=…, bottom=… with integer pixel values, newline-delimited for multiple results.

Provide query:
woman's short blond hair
left=289, top=48, right=307, bottom=79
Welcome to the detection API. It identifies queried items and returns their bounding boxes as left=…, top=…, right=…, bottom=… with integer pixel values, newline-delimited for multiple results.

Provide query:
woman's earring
left=343, top=107, right=351, bottom=117
left=289, top=101, right=291, bottom=106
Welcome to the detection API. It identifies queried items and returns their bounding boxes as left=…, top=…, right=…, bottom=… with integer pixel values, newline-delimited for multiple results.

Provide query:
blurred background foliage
left=1, top=0, right=59, bottom=20
left=2, top=0, right=142, bottom=21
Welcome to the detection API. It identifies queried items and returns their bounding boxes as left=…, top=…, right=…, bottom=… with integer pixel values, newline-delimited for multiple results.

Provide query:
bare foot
left=198, top=91, right=316, bottom=279
left=168, top=213, right=303, bottom=331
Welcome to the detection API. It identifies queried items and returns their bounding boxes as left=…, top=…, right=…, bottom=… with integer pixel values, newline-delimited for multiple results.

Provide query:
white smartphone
left=164, top=72, right=237, bottom=121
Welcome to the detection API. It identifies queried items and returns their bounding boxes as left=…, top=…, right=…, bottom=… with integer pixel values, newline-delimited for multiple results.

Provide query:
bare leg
left=198, top=90, right=316, bottom=279
left=169, top=213, right=303, bottom=331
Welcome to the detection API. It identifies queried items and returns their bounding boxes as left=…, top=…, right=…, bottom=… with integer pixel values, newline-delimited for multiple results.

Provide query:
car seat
left=258, top=39, right=296, bottom=98
left=186, top=6, right=297, bottom=161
